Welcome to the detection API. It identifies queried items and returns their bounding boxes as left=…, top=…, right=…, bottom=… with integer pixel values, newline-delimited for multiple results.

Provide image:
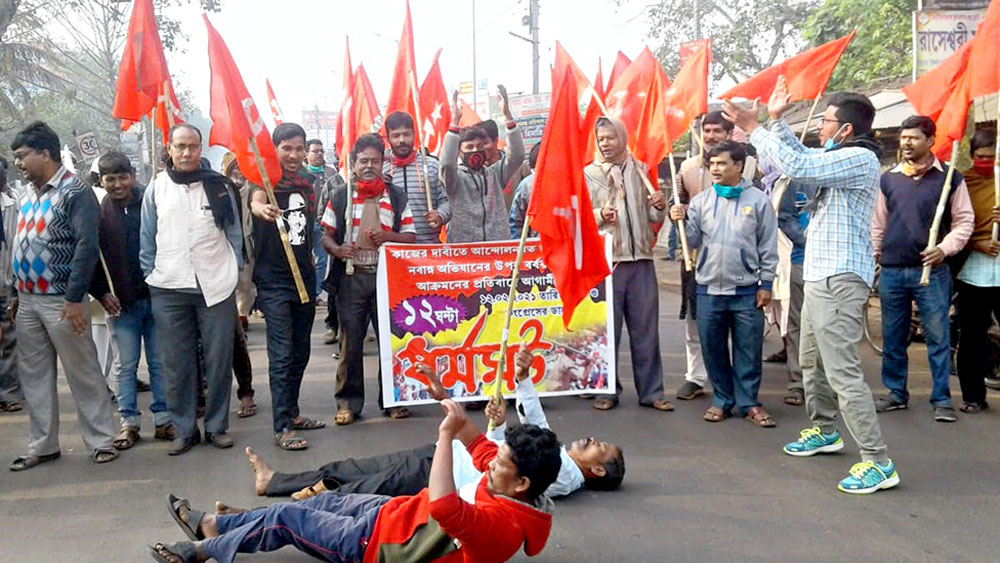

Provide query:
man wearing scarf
left=249, top=123, right=326, bottom=450
left=726, top=78, right=898, bottom=494
left=383, top=111, right=451, bottom=244
left=674, top=111, right=759, bottom=402
left=955, top=128, right=1000, bottom=412
left=141, top=124, right=243, bottom=455
left=304, top=139, right=346, bottom=345
left=871, top=116, right=973, bottom=422
left=583, top=117, right=673, bottom=413
left=321, top=133, right=416, bottom=425
left=670, top=140, right=779, bottom=427
left=440, top=86, right=524, bottom=243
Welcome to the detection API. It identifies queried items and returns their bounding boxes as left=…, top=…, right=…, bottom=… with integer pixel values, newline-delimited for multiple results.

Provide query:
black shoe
left=136, top=379, right=151, bottom=393
left=676, top=381, right=705, bottom=400
left=168, top=433, right=201, bottom=456
left=204, top=432, right=234, bottom=449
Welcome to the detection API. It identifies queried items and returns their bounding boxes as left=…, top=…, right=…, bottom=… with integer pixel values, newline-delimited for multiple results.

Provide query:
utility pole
left=510, top=0, right=541, bottom=94
left=694, top=0, right=701, bottom=39
left=472, top=0, right=478, bottom=109
left=530, top=0, right=539, bottom=94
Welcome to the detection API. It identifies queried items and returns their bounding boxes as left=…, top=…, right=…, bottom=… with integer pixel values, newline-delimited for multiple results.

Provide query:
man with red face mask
left=956, top=127, right=1000, bottom=412
left=439, top=86, right=524, bottom=243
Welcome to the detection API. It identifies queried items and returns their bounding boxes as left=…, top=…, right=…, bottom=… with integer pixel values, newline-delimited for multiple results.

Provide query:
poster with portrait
left=376, top=238, right=615, bottom=408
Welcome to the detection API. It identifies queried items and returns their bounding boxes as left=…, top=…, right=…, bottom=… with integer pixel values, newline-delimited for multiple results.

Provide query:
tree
left=801, top=0, right=915, bottom=91
left=0, top=0, right=222, bottom=154
left=632, top=0, right=819, bottom=81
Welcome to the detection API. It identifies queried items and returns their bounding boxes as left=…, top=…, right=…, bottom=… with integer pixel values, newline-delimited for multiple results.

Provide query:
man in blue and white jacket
left=670, top=140, right=779, bottom=428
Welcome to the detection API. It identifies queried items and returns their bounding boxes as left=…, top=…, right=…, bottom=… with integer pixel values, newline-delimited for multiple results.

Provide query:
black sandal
left=275, top=431, right=308, bottom=451
left=149, top=541, right=199, bottom=563
left=167, top=494, right=205, bottom=541
left=9, top=451, right=60, bottom=472
left=93, top=448, right=119, bottom=464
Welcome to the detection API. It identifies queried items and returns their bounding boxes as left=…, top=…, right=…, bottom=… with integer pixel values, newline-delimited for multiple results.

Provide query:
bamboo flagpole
left=148, top=114, right=158, bottom=177
left=407, top=70, right=435, bottom=211
left=487, top=216, right=533, bottom=432
left=799, top=92, right=824, bottom=143
left=920, top=140, right=960, bottom=286
left=243, top=109, right=310, bottom=303
left=668, top=153, right=695, bottom=272
left=343, top=146, right=357, bottom=276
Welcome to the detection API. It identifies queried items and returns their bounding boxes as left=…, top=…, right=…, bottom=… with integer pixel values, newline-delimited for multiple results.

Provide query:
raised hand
left=767, top=75, right=792, bottom=121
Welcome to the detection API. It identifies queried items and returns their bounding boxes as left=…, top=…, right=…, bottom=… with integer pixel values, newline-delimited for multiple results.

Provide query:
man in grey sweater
left=439, top=86, right=524, bottom=243
left=670, top=140, right=779, bottom=427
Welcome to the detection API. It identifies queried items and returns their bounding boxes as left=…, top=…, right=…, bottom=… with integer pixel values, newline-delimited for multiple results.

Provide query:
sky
left=162, top=0, right=655, bottom=125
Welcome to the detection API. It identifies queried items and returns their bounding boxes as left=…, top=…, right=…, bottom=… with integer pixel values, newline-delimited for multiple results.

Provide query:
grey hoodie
left=439, top=126, right=524, bottom=242
left=684, top=181, right=779, bottom=296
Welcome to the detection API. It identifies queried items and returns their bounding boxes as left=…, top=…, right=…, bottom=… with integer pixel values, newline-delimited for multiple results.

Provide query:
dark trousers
left=324, top=268, right=339, bottom=332
left=202, top=492, right=390, bottom=563
left=879, top=265, right=953, bottom=406
left=257, top=290, right=316, bottom=433
left=336, top=270, right=384, bottom=414
left=150, top=288, right=235, bottom=439
left=266, top=443, right=437, bottom=497
left=696, top=293, right=764, bottom=415
left=786, top=263, right=804, bottom=391
left=0, top=293, right=23, bottom=404
left=612, top=260, right=665, bottom=404
left=956, top=281, right=1000, bottom=404
left=233, top=311, right=254, bottom=400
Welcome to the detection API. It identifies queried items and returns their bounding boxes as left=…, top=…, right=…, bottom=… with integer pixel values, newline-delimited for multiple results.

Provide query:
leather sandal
left=275, top=431, right=308, bottom=451
left=593, top=397, right=618, bottom=410
left=167, top=494, right=205, bottom=541
left=746, top=406, right=776, bottom=428
left=334, top=409, right=355, bottom=426
left=9, top=451, right=60, bottom=472
left=149, top=541, right=199, bottom=563
left=114, top=427, right=140, bottom=450
left=703, top=406, right=727, bottom=422
left=291, top=416, right=327, bottom=430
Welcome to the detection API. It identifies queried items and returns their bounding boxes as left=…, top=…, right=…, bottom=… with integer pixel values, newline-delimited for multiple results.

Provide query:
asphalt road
left=1, top=259, right=998, bottom=562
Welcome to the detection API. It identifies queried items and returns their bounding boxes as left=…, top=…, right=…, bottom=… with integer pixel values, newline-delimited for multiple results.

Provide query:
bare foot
left=245, top=446, right=274, bottom=496
left=214, top=501, right=248, bottom=515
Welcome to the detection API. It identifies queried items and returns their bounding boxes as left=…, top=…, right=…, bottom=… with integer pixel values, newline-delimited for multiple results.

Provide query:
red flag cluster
left=112, top=0, right=184, bottom=140
left=904, top=1, right=1000, bottom=159
left=335, top=38, right=381, bottom=171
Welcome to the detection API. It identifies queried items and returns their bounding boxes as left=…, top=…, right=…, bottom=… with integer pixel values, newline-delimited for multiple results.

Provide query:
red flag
left=631, top=64, right=672, bottom=185
left=528, top=65, right=610, bottom=328
left=337, top=63, right=380, bottom=172
left=151, top=79, right=184, bottom=143
left=593, top=59, right=605, bottom=100
left=719, top=31, right=855, bottom=101
left=930, top=66, right=972, bottom=160
left=969, top=0, right=1000, bottom=99
left=606, top=51, right=631, bottom=94
left=112, top=0, right=173, bottom=129
left=459, top=99, right=482, bottom=127
left=553, top=43, right=605, bottom=163
left=903, top=40, right=972, bottom=122
left=204, top=14, right=282, bottom=187
left=419, top=49, right=451, bottom=155
left=384, top=0, right=420, bottom=141
left=356, top=64, right=381, bottom=130
left=266, top=79, right=284, bottom=125
left=605, top=47, right=660, bottom=135
left=335, top=37, right=355, bottom=161
left=663, top=39, right=710, bottom=146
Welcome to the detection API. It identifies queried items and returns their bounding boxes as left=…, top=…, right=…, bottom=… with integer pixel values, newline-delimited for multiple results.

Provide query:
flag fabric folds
left=266, top=79, right=284, bottom=125
left=718, top=31, right=855, bottom=102
left=419, top=49, right=451, bottom=155
left=384, top=0, right=420, bottom=141
left=204, top=14, right=282, bottom=187
left=112, top=0, right=175, bottom=130
left=528, top=65, right=610, bottom=328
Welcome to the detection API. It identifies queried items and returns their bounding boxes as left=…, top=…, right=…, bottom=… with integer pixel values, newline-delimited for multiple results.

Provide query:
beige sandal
left=334, top=409, right=355, bottom=426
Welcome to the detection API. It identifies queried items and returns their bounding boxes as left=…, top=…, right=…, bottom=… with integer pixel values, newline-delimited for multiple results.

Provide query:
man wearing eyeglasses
left=140, top=124, right=244, bottom=456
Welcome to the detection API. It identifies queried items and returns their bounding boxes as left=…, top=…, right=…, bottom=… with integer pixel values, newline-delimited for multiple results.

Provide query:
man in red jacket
left=150, top=400, right=561, bottom=563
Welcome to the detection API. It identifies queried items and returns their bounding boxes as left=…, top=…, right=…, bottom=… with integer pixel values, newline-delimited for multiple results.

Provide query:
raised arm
left=438, top=91, right=461, bottom=199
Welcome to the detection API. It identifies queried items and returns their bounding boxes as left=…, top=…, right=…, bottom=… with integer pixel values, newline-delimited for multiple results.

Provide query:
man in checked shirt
left=724, top=76, right=899, bottom=495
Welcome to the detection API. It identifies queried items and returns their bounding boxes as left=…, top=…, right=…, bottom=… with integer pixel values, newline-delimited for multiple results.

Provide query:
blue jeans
left=879, top=265, right=953, bottom=407
left=203, top=492, right=390, bottom=563
left=667, top=223, right=678, bottom=259
left=109, top=298, right=169, bottom=429
left=314, top=225, right=329, bottom=298
left=696, top=293, right=764, bottom=415
left=257, top=290, right=316, bottom=433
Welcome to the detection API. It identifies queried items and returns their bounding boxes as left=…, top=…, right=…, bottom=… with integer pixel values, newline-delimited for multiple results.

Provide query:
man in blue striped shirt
left=724, top=77, right=898, bottom=495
